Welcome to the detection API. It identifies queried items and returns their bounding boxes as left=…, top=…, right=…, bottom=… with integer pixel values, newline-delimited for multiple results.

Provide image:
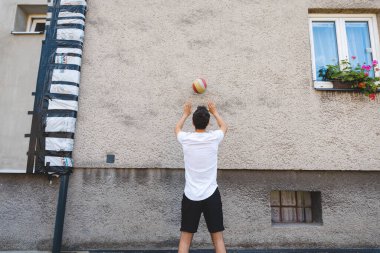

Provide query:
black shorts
left=181, top=188, right=224, bottom=233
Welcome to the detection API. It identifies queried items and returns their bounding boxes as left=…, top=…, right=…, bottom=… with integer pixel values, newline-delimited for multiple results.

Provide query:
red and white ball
left=192, top=78, right=207, bottom=94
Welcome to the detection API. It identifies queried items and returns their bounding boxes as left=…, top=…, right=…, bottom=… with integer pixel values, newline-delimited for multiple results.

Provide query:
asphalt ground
left=3, top=249, right=380, bottom=253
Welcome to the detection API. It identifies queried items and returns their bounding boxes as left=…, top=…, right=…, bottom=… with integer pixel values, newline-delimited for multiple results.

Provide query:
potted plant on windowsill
left=319, top=57, right=380, bottom=100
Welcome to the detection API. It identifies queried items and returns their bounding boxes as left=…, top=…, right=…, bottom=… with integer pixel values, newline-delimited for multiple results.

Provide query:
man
left=175, top=100, right=228, bottom=253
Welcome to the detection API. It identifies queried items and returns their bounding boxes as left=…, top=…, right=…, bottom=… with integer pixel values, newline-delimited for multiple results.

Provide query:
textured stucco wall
left=74, top=0, right=380, bottom=170
left=1, top=169, right=379, bottom=250
left=0, top=0, right=45, bottom=172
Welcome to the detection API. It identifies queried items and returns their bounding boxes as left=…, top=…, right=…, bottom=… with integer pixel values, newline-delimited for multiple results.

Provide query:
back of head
left=192, top=106, right=210, bottom=130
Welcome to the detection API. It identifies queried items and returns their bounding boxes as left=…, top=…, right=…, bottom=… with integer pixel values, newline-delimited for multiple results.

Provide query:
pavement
left=1, top=249, right=380, bottom=253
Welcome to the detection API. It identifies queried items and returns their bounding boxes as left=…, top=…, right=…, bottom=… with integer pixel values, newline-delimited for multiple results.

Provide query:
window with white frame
left=309, top=14, right=380, bottom=86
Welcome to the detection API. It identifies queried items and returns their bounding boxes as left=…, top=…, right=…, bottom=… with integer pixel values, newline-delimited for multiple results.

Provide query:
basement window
left=270, top=190, right=322, bottom=224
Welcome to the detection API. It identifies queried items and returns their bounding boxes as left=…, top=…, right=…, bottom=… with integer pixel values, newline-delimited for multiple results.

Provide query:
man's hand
left=208, top=100, right=228, bottom=135
left=183, top=101, right=192, bottom=117
left=207, top=101, right=217, bottom=115
left=175, top=101, right=192, bottom=135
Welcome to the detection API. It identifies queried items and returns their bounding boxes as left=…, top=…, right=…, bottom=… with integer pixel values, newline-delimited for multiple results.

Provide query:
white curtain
left=312, top=22, right=339, bottom=81
left=346, top=21, right=374, bottom=77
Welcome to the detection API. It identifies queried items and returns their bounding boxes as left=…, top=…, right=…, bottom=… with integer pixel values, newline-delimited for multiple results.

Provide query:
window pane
left=34, top=22, right=45, bottom=32
left=296, top=191, right=304, bottom=207
left=305, top=208, right=313, bottom=222
left=271, top=207, right=281, bottom=223
left=270, top=191, right=281, bottom=206
left=312, top=22, right=339, bottom=81
left=297, top=207, right=305, bottom=222
left=297, top=191, right=312, bottom=207
left=346, top=21, right=374, bottom=77
left=304, top=192, right=312, bottom=207
left=281, top=191, right=296, bottom=206
left=281, top=207, right=297, bottom=222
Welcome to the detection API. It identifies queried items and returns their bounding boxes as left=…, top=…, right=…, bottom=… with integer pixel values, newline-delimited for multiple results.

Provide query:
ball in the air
left=192, top=78, right=207, bottom=94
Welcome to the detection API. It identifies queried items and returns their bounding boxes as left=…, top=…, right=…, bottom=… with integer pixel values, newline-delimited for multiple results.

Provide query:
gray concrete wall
left=1, top=169, right=379, bottom=250
left=0, top=0, right=46, bottom=172
left=75, top=0, right=380, bottom=171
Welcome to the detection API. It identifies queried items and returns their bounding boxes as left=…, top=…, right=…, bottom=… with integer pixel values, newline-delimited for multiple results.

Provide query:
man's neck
left=195, top=129, right=206, bottom=133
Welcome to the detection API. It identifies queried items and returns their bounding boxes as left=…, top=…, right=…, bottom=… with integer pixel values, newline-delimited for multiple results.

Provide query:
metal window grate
left=271, top=191, right=313, bottom=223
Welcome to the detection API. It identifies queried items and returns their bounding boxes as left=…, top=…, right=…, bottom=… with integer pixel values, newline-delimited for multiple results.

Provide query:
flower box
left=331, top=80, right=360, bottom=91
left=319, top=57, right=379, bottom=100
left=332, top=80, right=355, bottom=89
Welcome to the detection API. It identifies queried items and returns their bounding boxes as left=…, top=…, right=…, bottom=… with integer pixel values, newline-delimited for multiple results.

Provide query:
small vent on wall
left=106, top=154, right=115, bottom=164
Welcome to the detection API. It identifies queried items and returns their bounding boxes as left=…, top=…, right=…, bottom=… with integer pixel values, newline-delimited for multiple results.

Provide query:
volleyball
left=192, top=78, right=207, bottom=94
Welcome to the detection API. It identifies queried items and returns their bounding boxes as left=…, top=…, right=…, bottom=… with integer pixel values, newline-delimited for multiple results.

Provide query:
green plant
left=319, top=57, right=379, bottom=100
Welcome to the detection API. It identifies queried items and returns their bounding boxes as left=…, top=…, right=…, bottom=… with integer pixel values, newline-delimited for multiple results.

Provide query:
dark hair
left=192, top=106, right=210, bottom=130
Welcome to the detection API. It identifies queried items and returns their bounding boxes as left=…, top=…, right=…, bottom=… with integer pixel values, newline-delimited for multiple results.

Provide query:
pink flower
left=364, top=72, right=369, bottom=77
left=351, top=56, right=357, bottom=60
left=362, top=65, right=372, bottom=71
left=376, top=68, right=380, bottom=72
left=369, top=93, right=376, bottom=100
left=373, top=60, right=378, bottom=66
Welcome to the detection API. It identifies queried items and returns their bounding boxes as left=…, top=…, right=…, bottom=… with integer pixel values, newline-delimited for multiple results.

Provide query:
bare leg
left=178, top=231, right=194, bottom=253
left=211, top=232, right=226, bottom=253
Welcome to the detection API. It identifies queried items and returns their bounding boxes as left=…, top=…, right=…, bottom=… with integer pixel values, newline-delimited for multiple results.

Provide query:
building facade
left=1, top=0, right=380, bottom=250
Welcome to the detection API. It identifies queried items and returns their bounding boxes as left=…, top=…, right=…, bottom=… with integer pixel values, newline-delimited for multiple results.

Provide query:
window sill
left=272, top=222, right=323, bottom=227
left=314, top=81, right=334, bottom=89
left=313, top=81, right=357, bottom=90
left=11, top=31, right=44, bottom=35
left=0, top=168, right=27, bottom=173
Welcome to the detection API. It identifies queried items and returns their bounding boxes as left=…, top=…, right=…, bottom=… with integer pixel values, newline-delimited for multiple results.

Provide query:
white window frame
left=309, top=14, right=380, bottom=88
left=26, top=14, right=46, bottom=32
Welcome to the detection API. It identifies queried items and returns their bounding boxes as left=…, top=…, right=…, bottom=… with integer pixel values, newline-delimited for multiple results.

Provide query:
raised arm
left=175, top=101, right=192, bottom=135
left=208, top=101, right=228, bottom=135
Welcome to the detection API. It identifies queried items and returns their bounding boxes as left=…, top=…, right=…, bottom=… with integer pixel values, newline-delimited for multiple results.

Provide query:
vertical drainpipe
left=52, top=174, right=70, bottom=252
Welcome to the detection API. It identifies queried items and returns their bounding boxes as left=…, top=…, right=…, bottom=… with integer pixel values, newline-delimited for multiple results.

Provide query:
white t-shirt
left=177, top=130, right=224, bottom=201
